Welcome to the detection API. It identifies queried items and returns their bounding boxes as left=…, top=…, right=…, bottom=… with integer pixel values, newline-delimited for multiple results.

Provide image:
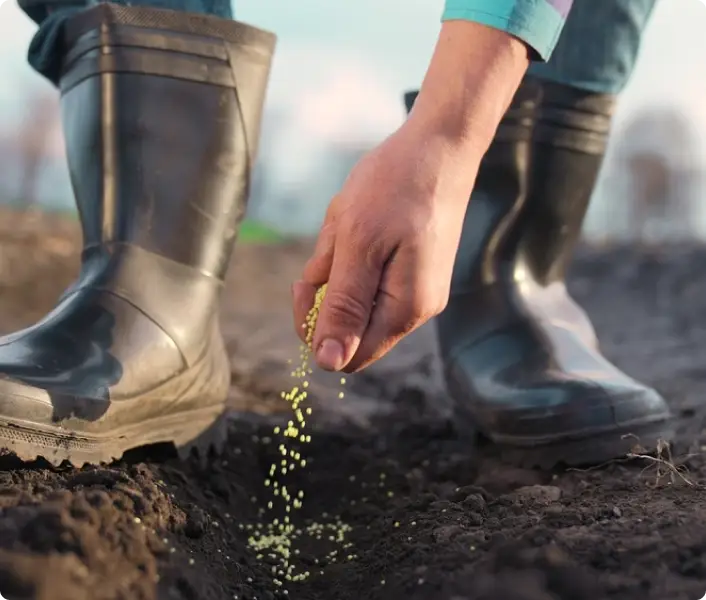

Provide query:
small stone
left=433, top=525, right=463, bottom=544
left=461, top=493, right=486, bottom=512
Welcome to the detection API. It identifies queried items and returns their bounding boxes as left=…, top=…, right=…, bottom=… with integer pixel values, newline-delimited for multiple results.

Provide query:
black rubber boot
left=405, top=80, right=673, bottom=468
left=0, top=4, right=275, bottom=466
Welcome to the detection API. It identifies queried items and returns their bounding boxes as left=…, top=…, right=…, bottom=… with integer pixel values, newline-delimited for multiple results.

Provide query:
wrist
left=408, top=20, right=530, bottom=157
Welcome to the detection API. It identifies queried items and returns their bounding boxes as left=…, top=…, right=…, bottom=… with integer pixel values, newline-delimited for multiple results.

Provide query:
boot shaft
left=404, top=80, right=541, bottom=292
left=403, top=78, right=615, bottom=290
left=450, top=79, right=541, bottom=292
left=514, top=80, right=615, bottom=285
left=59, top=4, right=275, bottom=280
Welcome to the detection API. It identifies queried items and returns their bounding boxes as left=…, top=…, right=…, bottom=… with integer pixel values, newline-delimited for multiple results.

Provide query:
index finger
left=311, top=234, right=389, bottom=371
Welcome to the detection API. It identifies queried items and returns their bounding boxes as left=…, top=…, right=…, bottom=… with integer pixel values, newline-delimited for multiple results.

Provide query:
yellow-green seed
left=245, top=284, right=354, bottom=584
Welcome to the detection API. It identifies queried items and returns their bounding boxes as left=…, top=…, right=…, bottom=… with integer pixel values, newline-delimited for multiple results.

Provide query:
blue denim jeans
left=21, top=0, right=233, bottom=84
left=528, top=0, right=657, bottom=95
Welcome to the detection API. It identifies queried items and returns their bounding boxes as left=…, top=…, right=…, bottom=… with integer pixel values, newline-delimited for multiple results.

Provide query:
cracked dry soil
left=0, top=209, right=706, bottom=600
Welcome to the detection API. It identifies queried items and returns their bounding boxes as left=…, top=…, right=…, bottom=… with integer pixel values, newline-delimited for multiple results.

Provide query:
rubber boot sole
left=475, top=417, right=676, bottom=470
left=0, top=405, right=229, bottom=467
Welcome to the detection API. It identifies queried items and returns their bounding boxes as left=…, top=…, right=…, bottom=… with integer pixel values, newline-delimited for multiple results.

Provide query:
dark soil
left=1, top=208, right=706, bottom=600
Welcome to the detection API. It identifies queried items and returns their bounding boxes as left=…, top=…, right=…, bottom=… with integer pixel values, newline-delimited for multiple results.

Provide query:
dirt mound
left=0, top=208, right=705, bottom=600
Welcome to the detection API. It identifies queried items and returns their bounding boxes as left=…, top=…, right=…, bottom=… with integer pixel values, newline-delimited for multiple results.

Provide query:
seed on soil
left=246, top=284, right=355, bottom=589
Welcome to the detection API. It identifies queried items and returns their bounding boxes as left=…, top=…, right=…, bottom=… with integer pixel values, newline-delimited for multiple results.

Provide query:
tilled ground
left=0, top=208, right=706, bottom=600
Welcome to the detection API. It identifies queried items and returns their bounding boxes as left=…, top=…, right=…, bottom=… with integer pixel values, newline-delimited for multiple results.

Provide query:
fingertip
left=315, top=338, right=346, bottom=371
left=291, top=280, right=316, bottom=343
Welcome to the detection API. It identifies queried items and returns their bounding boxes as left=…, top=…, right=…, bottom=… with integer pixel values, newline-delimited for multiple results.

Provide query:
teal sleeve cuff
left=441, top=0, right=566, bottom=61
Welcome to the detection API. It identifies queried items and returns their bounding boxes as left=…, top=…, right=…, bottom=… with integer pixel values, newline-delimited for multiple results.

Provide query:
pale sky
left=2, top=0, right=706, bottom=140
left=0, top=0, right=704, bottom=234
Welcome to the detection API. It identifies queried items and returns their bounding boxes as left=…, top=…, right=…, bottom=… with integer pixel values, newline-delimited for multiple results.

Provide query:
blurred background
left=0, top=0, right=705, bottom=243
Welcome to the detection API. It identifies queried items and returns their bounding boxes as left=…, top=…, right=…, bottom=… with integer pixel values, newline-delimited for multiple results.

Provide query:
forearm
left=442, top=0, right=572, bottom=62
left=408, top=20, right=531, bottom=159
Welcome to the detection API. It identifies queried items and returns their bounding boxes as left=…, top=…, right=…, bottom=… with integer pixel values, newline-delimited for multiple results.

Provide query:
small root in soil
left=568, top=435, right=698, bottom=488
left=627, top=437, right=697, bottom=488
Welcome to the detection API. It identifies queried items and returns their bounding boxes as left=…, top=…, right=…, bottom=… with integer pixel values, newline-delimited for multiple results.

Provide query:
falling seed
left=245, top=283, right=353, bottom=583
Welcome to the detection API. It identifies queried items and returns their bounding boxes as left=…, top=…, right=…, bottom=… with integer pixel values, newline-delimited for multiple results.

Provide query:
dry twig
left=568, top=435, right=699, bottom=488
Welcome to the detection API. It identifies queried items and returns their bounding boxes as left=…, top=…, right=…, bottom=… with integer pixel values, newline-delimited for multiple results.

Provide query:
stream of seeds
left=244, top=284, right=357, bottom=590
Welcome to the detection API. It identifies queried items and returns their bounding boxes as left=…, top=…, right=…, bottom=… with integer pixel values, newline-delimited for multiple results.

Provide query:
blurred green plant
left=238, top=219, right=285, bottom=244
left=7, top=201, right=286, bottom=245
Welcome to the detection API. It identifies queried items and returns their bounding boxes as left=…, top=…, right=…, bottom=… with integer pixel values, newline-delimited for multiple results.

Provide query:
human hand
left=291, top=120, right=481, bottom=373
left=291, top=20, right=529, bottom=373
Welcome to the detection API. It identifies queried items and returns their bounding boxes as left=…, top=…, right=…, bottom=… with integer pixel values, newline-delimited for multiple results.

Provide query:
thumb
left=311, top=238, right=387, bottom=371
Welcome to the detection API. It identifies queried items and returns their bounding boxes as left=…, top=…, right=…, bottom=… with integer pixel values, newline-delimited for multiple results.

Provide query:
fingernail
left=316, top=338, right=345, bottom=371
